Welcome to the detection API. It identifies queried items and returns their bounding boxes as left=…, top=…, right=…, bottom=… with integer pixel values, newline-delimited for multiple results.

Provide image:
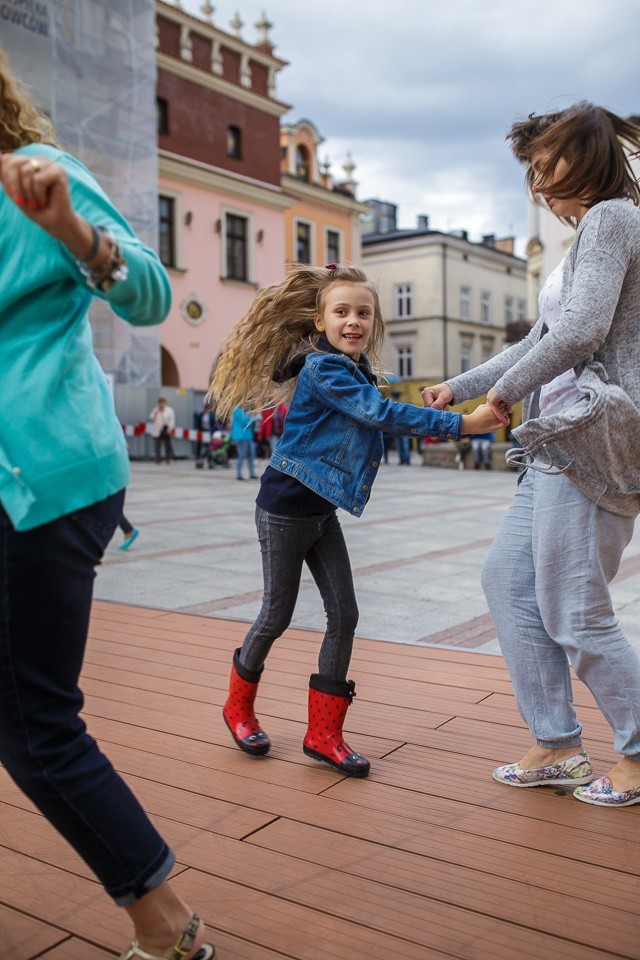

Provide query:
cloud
left=182, top=0, right=640, bottom=251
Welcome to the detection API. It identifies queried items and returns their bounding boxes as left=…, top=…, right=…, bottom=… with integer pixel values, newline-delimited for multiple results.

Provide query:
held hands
left=421, top=383, right=453, bottom=409
left=461, top=403, right=504, bottom=434
left=486, top=387, right=512, bottom=426
left=421, top=380, right=511, bottom=430
left=0, top=152, right=94, bottom=260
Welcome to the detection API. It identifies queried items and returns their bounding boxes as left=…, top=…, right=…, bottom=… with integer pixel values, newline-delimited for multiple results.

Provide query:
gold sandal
left=119, top=913, right=215, bottom=960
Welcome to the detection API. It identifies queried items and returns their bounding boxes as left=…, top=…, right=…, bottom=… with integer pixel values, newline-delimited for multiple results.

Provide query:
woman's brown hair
left=507, top=101, right=640, bottom=220
left=0, top=45, right=58, bottom=150
left=207, top=263, right=385, bottom=421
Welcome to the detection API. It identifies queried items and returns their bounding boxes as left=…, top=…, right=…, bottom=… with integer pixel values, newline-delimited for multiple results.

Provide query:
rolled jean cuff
left=111, top=845, right=175, bottom=906
left=536, top=734, right=583, bottom=751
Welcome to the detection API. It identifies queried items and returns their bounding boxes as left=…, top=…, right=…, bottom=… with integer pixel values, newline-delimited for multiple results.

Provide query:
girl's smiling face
left=314, top=282, right=375, bottom=361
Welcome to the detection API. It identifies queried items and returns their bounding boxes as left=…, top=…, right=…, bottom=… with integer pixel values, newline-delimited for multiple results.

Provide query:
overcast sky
left=182, top=0, right=640, bottom=255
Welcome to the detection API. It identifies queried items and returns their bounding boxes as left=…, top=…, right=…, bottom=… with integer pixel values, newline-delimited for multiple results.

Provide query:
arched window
left=296, top=144, right=310, bottom=181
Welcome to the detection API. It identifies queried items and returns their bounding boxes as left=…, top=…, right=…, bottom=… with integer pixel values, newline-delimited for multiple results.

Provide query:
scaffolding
left=3, top=0, right=161, bottom=385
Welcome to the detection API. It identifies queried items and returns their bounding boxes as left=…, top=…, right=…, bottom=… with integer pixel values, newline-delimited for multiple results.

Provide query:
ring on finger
left=28, top=158, right=42, bottom=172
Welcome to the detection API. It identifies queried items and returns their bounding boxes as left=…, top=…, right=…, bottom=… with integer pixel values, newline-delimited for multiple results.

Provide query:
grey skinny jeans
left=239, top=507, right=358, bottom=681
left=482, top=466, right=640, bottom=756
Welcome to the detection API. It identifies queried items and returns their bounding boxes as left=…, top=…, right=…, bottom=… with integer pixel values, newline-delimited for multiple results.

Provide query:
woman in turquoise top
left=0, top=47, right=214, bottom=960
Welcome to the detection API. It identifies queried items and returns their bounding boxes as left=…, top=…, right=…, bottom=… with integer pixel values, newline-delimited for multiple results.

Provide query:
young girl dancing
left=208, top=263, right=500, bottom=778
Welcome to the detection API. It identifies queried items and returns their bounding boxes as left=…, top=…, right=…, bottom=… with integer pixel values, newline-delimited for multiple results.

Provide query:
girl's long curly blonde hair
left=207, top=263, right=385, bottom=420
left=0, top=45, right=58, bottom=150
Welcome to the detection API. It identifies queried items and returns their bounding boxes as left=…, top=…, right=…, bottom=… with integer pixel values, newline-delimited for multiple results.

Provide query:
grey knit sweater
left=446, top=199, right=640, bottom=515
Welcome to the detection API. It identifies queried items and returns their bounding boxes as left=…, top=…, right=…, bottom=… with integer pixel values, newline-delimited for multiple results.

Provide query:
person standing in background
left=231, top=404, right=258, bottom=480
left=149, top=397, right=175, bottom=464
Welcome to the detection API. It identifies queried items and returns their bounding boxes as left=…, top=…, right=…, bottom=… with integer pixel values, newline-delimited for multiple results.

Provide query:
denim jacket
left=270, top=350, right=461, bottom=516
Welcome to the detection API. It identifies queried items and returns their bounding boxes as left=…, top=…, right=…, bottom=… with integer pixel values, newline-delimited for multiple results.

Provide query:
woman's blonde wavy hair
left=0, top=45, right=58, bottom=150
left=207, top=263, right=385, bottom=420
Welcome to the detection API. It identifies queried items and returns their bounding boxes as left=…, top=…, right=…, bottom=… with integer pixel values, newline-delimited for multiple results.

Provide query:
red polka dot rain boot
left=303, top=674, right=370, bottom=777
left=222, top=648, right=270, bottom=756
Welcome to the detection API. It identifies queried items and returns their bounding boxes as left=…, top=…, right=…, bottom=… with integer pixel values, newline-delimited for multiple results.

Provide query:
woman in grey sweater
left=424, top=102, right=640, bottom=808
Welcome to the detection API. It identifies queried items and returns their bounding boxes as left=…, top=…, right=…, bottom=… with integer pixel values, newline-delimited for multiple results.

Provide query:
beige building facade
left=362, top=214, right=527, bottom=401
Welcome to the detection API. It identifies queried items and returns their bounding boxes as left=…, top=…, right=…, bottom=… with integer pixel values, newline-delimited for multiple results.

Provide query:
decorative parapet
left=156, top=0, right=287, bottom=102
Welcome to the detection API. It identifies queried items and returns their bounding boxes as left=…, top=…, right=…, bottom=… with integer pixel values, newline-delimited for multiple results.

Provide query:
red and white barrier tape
left=121, top=423, right=213, bottom=442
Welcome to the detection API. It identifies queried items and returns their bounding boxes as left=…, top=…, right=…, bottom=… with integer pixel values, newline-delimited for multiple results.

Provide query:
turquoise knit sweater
left=0, top=144, right=171, bottom=530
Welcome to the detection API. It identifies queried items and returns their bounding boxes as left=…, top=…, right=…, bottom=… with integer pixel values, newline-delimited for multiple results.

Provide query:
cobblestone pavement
left=96, top=454, right=640, bottom=655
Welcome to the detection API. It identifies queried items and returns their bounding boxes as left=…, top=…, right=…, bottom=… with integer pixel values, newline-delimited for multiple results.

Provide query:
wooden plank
left=248, top=815, right=640, bottom=916
left=38, top=939, right=115, bottom=959
left=0, top=903, right=66, bottom=960
left=172, top=866, right=626, bottom=960
left=3, top=602, right=638, bottom=960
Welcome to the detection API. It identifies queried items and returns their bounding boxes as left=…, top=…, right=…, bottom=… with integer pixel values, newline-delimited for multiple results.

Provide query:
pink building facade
left=155, top=2, right=292, bottom=391
left=158, top=164, right=289, bottom=390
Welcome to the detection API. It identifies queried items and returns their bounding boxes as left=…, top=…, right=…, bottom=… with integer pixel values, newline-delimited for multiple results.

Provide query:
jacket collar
left=274, top=335, right=376, bottom=385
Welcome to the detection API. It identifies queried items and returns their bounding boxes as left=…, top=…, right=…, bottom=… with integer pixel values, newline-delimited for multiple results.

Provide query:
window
left=460, top=285, right=471, bottom=321
left=296, top=144, right=310, bottom=181
left=395, top=344, right=413, bottom=378
left=158, top=196, right=175, bottom=267
left=226, top=214, right=248, bottom=281
left=505, top=295, right=514, bottom=324
left=459, top=334, right=474, bottom=373
left=227, top=125, right=242, bottom=159
left=517, top=298, right=526, bottom=323
left=394, top=282, right=414, bottom=320
left=156, top=97, right=169, bottom=135
left=480, top=336, right=495, bottom=363
left=296, top=221, right=312, bottom=263
left=326, top=229, right=340, bottom=264
left=480, top=290, right=491, bottom=325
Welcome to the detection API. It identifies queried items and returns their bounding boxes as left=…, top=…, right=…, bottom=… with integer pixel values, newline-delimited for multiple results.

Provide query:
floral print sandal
left=574, top=775, right=640, bottom=807
left=492, top=751, right=594, bottom=787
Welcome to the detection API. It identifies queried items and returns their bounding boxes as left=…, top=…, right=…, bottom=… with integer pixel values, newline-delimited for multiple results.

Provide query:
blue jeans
left=235, top=439, right=255, bottom=478
left=482, top=467, right=640, bottom=756
left=397, top=435, right=411, bottom=464
left=240, top=507, right=359, bottom=680
left=0, top=492, right=174, bottom=904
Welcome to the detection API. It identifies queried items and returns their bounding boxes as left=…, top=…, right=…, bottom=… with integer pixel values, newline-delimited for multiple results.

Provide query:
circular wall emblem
left=180, top=295, right=207, bottom=326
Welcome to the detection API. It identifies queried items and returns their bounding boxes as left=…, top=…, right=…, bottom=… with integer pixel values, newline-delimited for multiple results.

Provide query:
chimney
left=482, top=233, right=496, bottom=247
left=417, top=214, right=429, bottom=231
left=495, top=236, right=515, bottom=255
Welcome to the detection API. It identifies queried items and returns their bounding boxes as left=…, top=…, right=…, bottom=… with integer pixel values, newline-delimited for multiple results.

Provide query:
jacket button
left=281, top=460, right=288, bottom=466
left=361, top=484, right=369, bottom=491
left=11, top=467, right=21, bottom=476
left=371, top=461, right=378, bottom=468
left=353, top=506, right=360, bottom=513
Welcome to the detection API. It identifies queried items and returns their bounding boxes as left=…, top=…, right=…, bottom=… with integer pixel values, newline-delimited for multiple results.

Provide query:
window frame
left=505, top=295, right=514, bottom=325
left=158, top=194, right=176, bottom=269
left=460, top=285, right=471, bottom=321
left=393, top=341, right=414, bottom=378
left=459, top=333, right=474, bottom=373
left=225, top=212, right=249, bottom=282
left=295, top=218, right=313, bottom=264
left=393, top=282, right=414, bottom=321
left=156, top=97, right=169, bottom=136
left=324, top=226, right=342, bottom=265
left=227, top=124, right=242, bottom=159
left=480, top=290, right=491, bottom=325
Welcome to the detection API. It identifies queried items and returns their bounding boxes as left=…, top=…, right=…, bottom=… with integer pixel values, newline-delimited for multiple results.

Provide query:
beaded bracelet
left=76, top=226, right=129, bottom=293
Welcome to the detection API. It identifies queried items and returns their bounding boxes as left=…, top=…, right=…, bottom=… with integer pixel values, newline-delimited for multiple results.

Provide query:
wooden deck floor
left=2, top=601, right=639, bottom=960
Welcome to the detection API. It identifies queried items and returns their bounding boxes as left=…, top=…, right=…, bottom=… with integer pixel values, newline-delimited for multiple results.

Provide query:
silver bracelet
left=76, top=226, right=129, bottom=292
